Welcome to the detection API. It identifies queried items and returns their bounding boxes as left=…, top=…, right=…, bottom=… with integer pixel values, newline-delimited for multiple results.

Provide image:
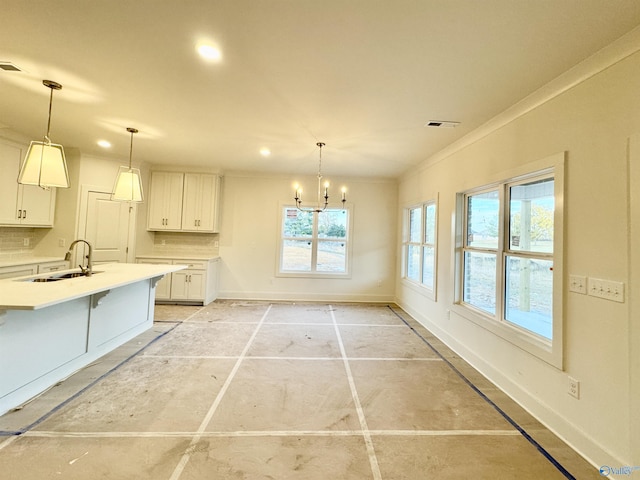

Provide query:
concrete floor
left=0, top=301, right=601, bottom=479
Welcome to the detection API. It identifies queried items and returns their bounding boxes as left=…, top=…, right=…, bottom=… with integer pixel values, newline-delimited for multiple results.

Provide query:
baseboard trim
left=395, top=298, right=626, bottom=471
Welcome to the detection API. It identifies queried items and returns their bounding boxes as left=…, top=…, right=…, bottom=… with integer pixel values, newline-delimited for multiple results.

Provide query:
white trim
left=405, top=26, right=640, bottom=180
left=452, top=152, right=565, bottom=369
left=395, top=299, right=624, bottom=470
left=276, top=202, right=353, bottom=278
left=401, top=196, right=438, bottom=301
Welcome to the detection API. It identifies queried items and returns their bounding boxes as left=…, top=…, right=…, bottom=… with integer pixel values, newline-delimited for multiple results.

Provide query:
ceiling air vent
left=425, top=120, right=460, bottom=128
left=0, top=62, right=22, bottom=71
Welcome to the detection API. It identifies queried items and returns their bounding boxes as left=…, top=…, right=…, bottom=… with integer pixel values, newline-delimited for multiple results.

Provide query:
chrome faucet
left=64, top=239, right=93, bottom=276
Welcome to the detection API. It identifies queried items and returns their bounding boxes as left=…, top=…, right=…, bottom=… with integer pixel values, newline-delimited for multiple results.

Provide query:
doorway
left=74, top=188, right=137, bottom=266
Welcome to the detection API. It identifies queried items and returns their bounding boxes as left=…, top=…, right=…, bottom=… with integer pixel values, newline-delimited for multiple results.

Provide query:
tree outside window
left=280, top=207, right=349, bottom=275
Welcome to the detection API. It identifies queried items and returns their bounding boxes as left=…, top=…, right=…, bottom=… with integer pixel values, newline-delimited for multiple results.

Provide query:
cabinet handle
left=17, top=209, right=22, bottom=219
left=23, top=210, right=26, bottom=219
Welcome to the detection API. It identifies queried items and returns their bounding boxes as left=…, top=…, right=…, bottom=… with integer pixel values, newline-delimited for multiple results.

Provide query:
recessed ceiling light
left=260, top=147, right=271, bottom=157
left=97, top=140, right=112, bottom=148
left=197, top=44, right=222, bottom=62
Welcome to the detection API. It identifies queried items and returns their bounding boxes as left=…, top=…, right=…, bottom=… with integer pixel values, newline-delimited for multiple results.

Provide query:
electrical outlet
left=58, top=238, right=66, bottom=248
left=588, top=278, right=625, bottom=303
left=23, top=238, right=29, bottom=247
left=569, top=275, right=587, bottom=294
left=568, top=376, right=580, bottom=399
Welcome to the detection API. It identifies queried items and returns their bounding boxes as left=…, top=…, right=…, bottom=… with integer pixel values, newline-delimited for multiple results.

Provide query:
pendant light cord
left=126, top=127, right=138, bottom=169
left=45, top=86, right=53, bottom=142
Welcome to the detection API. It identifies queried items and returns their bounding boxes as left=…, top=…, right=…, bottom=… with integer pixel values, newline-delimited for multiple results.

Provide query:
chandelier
left=293, top=142, right=346, bottom=213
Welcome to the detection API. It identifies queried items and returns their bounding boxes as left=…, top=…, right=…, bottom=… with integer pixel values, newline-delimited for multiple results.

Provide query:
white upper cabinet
left=0, top=141, right=56, bottom=227
left=147, top=171, right=221, bottom=233
left=147, top=172, right=184, bottom=230
left=181, top=173, right=220, bottom=233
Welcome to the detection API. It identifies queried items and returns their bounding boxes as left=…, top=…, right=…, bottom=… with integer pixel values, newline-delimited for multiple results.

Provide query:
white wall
left=396, top=40, right=640, bottom=466
left=36, top=152, right=150, bottom=260
left=218, top=173, right=397, bottom=302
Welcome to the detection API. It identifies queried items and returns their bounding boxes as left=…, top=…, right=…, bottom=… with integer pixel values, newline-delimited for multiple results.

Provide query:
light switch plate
left=569, top=275, right=587, bottom=294
left=588, top=278, right=625, bottom=303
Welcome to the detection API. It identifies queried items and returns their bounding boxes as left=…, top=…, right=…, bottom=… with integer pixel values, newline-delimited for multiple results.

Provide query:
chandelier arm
left=293, top=141, right=345, bottom=213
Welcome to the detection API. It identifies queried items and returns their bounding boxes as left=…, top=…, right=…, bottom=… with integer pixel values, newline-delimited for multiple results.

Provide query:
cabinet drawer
left=173, top=260, right=207, bottom=270
left=137, top=259, right=172, bottom=266
left=0, top=264, right=38, bottom=280
left=38, top=261, right=69, bottom=273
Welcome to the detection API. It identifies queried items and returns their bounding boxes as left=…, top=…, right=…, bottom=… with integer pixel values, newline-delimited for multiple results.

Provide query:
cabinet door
left=147, top=172, right=184, bottom=230
left=0, top=142, right=22, bottom=225
left=154, top=274, right=171, bottom=300
left=0, top=142, right=56, bottom=227
left=137, top=259, right=172, bottom=300
left=19, top=184, right=56, bottom=226
left=170, top=271, right=190, bottom=300
left=197, top=174, right=218, bottom=232
left=181, top=173, right=201, bottom=231
left=181, top=174, right=219, bottom=232
left=186, top=271, right=205, bottom=300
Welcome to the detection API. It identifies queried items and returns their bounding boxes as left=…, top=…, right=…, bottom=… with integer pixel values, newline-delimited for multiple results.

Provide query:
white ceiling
left=2, top=1, right=640, bottom=179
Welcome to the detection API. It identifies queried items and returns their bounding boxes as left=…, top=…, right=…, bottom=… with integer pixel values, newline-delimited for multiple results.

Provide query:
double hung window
left=279, top=207, right=350, bottom=276
left=456, top=156, right=563, bottom=367
left=404, top=200, right=437, bottom=296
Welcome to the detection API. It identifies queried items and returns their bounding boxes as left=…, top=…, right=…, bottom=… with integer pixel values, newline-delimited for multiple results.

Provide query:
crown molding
left=405, top=25, right=640, bottom=180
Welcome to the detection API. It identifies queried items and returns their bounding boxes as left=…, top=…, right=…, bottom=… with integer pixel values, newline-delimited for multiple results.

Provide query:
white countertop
left=0, top=263, right=185, bottom=311
left=136, top=253, right=219, bottom=260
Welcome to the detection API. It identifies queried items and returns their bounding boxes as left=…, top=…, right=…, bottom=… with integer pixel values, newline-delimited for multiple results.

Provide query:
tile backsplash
left=0, top=227, right=47, bottom=259
left=152, top=231, right=219, bottom=255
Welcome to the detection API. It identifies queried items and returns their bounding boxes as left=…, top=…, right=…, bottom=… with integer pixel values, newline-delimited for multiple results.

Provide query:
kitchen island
left=0, top=263, right=184, bottom=416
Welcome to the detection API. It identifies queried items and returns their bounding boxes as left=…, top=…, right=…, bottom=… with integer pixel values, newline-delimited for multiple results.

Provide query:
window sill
left=276, top=271, right=351, bottom=279
left=450, top=303, right=562, bottom=370
left=401, top=277, right=436, bottom=301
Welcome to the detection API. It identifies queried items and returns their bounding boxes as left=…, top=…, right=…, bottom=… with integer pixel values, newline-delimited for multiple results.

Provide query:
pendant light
left=18, top=80, right=69, bottom=189
left=111, top=127, right=143, bottom=202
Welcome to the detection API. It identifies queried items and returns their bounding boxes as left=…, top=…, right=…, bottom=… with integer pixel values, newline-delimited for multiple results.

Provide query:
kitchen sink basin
left=22, top=271, right=103, bottom=282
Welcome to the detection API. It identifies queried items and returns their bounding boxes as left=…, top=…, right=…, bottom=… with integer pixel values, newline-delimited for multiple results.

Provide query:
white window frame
left=452, top=153, right=564, bottom=369
left=277, top=204, right=352, bottom=278
left=402, top=197, right=438, bottom=300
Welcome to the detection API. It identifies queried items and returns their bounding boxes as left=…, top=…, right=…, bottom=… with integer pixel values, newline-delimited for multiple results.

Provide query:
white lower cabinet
left=136, top=259, right=172, bottom=300
left=0, top=264, right=38, bottom=280
left=0, top=259, right=70, bottom=280
left=170, top=270, right=205, bottom=301
left=137, top=256, right=219, bottom=305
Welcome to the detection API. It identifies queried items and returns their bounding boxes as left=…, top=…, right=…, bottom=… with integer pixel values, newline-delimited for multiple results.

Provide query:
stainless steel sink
left=21, top=271, right=103, bottom=282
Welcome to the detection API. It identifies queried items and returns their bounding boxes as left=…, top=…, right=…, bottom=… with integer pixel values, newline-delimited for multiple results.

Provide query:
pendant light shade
left=111, top=127, right=143, bottom=202
left=18, top=80, right=69, bottom=189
